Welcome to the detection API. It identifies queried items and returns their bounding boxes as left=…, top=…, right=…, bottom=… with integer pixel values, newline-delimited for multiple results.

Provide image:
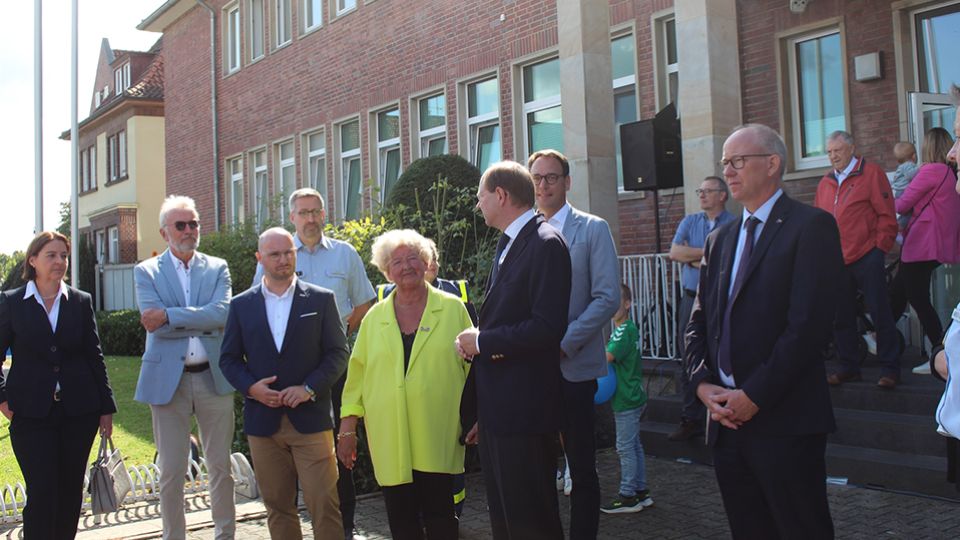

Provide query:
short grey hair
left=827, top=130, right=855, bottom=147
left=289, top=188, right=325, bottom=212
left=731, top=124, right=788, bottom=178
left=370, top=229, right=432, bottom=280
left=159, top=195, right=198, bottom=228
left=258, top=227, right=294, bottom=250
left=703, top=176, right=729, bottom=199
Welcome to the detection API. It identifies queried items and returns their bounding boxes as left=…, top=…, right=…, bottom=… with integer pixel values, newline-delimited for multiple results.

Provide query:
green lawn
left=0, top=356, right=158, bottom=485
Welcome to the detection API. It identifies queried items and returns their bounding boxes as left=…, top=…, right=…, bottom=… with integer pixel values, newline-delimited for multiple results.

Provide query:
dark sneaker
left=635, top=489, right=654, bottom=508
left=601, top=494, right=644, bottom=514
left=667, top=420, right=703, bottom=441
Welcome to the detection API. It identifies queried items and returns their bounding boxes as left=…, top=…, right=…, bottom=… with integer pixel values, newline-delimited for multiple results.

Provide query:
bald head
left=257, top=227, right=297, bottom=287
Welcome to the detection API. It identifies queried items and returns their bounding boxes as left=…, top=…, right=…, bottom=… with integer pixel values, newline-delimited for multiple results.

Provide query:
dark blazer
left=0, top=285, right=117, bottom=418
left=475, top=214, right=571, bottom=435
left=686, top=194, right=843, bottom=445
left=219, top=280, right=348, bottom=437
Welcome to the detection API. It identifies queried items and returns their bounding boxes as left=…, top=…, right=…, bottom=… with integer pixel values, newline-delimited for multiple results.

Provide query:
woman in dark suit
left=0, top=231, right=117, bottom=539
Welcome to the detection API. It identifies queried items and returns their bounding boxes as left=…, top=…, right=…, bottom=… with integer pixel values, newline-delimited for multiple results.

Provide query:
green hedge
left=95, top=310, right=145, bottom=356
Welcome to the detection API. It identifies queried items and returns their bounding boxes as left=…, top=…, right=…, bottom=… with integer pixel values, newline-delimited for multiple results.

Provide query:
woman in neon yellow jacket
left=337, top=229, right=472, bottom=539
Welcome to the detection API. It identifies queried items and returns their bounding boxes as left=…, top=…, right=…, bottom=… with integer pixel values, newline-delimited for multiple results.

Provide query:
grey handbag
left=88, top=436, right=129, bottom=514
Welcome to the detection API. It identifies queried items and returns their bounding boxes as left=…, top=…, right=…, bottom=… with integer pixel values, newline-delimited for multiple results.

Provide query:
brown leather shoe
left=827, top=372, right=862, bottom=386
left=667, top=420, right=704, bottom=441
left=877, top=376, right=898, bottom=389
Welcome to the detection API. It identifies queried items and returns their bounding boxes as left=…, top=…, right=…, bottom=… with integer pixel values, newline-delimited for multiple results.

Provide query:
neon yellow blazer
left=341, top=285, right=473, bottom=486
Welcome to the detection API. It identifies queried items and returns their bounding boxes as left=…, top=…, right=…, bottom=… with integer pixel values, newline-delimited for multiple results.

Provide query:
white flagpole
left=34, top=0, right=43, bottom=235
left=70, top=0, right=79, bottom=285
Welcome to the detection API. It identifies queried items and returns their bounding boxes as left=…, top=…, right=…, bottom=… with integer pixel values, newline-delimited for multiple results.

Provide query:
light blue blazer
left=560, top=206, right=621, bottom=382
left=134, top=250, right=233, bottom=405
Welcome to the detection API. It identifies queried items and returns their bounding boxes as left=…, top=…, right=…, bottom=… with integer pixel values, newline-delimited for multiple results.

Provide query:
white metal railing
left=619, top=253, right=682, bottom=361
left=0, top=452, right=256, bottom=524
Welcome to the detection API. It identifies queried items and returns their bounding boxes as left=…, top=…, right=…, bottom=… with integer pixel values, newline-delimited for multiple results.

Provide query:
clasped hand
left=696, top=382, right=759, bottom=429
left=248, top=375, right=311, bottom=408
left=455, top=328, right=479, bottom=359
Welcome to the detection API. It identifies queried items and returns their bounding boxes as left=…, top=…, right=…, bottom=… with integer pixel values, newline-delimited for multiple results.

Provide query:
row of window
left=225, top=0, right=358, bottom=73
left=78, top=130, right=128, bottom=194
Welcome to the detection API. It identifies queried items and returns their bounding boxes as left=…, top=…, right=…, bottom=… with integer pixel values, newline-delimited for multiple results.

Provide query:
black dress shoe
left=667, top=420, right=703, bottom=441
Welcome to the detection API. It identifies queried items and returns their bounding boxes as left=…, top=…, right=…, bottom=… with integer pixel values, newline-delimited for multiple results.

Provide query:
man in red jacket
left=814, top=130, right=900, bottom=389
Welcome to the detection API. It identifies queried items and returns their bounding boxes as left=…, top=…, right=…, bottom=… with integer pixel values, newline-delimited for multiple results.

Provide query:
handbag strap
left=97, top=435, right=116, bottom=459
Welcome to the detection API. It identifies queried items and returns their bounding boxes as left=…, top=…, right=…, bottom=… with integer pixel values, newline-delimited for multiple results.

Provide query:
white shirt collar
left=835, top=156, right=859, bottom=182
left=261, top=276, right=298, bottom=300
left=742, top=188, right=783, bottom=226
left=547, top=203, right=571, bottom=232
left=24, top=280, right=69, bottom=301
left=503, top=208, right=537, bottom=241
left=168, top=250, right=197, bottom=271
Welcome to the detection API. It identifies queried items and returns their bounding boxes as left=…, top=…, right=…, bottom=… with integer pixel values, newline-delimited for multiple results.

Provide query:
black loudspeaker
left=620, top=103, right=683, bottom=191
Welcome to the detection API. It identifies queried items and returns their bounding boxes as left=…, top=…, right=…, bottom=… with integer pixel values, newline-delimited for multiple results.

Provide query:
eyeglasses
left=532, top=173, right=563, bottom=185
left=296, top=209, right=323, bottom=219
left=170, top=220, right=200, bottom=232
left=695, top=188, right=724, bottom=196
left=719, top=154, right=772, bottom=170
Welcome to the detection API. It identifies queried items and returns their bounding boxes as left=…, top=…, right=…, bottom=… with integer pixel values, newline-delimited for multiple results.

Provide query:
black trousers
left=480, top=427, right=563, bottom=540
left=381, top=471, right=458, bottom=540
left=713, top=428, right=834, bottom=540
left=9, top=403, right=100, bottom=540
left=678, top=292, right=705, bottom=423
left=560, top=378, right=599, bottom=540
left=332, top=373, right=356, bottom=536
left=890, top=260, right=943, bottom=346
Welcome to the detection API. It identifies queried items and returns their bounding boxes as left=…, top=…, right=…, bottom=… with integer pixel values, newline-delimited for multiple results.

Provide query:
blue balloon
left=594, top=364, right=617, bottom=404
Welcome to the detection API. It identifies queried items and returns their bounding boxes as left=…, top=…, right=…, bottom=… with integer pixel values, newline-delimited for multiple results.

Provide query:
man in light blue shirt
left=251, top=188, right=374, bottom=540
left=667, top=177, right=734, bottom=441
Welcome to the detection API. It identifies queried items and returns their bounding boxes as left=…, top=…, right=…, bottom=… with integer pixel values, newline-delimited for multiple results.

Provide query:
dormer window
left=114, top=63, right=130, bottom=96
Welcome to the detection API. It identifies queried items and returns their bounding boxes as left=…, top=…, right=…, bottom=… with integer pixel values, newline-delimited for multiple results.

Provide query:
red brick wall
left=618, top=191, right=685, bottom=255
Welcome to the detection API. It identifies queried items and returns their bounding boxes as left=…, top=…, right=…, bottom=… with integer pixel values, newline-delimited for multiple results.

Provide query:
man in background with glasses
left=134, top=195, right=237, bottom=539
left=813, top=131, right=899, bottom=389
left=667, top=177, right=735, bottom=442
left=528, top=149, right=620, bottom=537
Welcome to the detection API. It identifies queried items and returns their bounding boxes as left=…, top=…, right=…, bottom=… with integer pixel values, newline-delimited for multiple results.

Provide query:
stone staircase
left=636, top=352, right=958, bottom=500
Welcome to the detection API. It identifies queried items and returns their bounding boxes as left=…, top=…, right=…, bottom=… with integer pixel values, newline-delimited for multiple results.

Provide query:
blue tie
left=487, top=233, right=510, bottom=290
left=717, top=216, right=760, bottom=379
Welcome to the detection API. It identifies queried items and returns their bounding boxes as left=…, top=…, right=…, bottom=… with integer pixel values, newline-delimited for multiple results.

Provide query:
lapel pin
left=776, top=218, right=783, bottom=224
left=420, top=326, right=431, bottom=332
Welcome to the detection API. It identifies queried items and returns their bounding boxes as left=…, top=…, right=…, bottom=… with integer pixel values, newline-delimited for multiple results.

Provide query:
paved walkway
left=11, top=447, right=949, bottom=539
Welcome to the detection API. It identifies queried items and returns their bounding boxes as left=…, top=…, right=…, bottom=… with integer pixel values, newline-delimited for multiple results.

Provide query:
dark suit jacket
left=219, top=280, right=348, bottom=437
left=686, top=194, right=843, bottom=445
left=0, top=285, right=117, bottom=418
left=475, top=214, right=571, bottom=435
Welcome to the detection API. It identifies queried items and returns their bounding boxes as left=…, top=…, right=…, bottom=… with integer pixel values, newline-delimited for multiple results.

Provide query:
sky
left=0, top=0, right=162, bottom=254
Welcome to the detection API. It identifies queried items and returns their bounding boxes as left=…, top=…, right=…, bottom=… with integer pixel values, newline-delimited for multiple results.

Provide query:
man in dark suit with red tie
left=456, top=160, right=571, bottom=540
left=685, top=124, right=844, bottom=539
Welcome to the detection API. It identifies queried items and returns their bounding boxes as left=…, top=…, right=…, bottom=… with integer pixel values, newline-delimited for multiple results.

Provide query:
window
left=303, top=0, right=322, bottom=32
left=248, top=0, right=265, bottom=61
left=787, top=29, right=846, bottom=168
left=228, top=157, right=244, bottom=225
left=916, top=4, right=960, bottom=94
left=522, top=58, right=563, bottom=154
left=107, top=133, right=120, bottom=181
left=95, top=230, right=106, bottom=265
left=275, top=0, right=292, bottom=47
left=612, top=34, right=638, bottom=191
left=89, top=145, right=97, bottom=189
left=654, top=16, right=679, bottom=111
left=114, top=63, right=130, bottom=96
left=80, top=148, right=90, bottom=192
left=339, top=120, right=361, bottom=220
left=251, top=149, right=269, bottom=228
left=336, top=0, right=356, bottom=16
left=465, top=77, right=500, bottom=170
left=417, top=93, right=447, bottom=158
left=275, top=140, right=296, bottom=215
left=107, top=226, right=119, bottom=264
left=118, top=130, right=127, bottom=178
left=303, top=130, right=327, bottom=201
left=376, top=108, right=401, bottom=202
left=225, top=3, right=241, bottom=73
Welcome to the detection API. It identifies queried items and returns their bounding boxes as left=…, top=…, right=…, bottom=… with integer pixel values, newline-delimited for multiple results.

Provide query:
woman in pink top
left=892, top=127, right=960, bottom=347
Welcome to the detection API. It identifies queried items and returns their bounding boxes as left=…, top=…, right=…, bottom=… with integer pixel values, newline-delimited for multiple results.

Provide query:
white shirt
left=720, top=188, right=784, bottom=387
left=834, top=157, right=858, bottom=186
left=546, top=203, right=571, bottom=233
left=499, top=208, right=537, bottom=266
left=24, top=280, right=69, bottom=332
left=169, top=251, right=208, bottom=366
left=262, top=277, right=297, bottom=352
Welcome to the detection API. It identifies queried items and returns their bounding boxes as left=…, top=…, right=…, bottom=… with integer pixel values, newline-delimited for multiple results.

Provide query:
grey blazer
left=560, top=206, right=621, bottom=382
left=134, top=249, right=233, bottom=405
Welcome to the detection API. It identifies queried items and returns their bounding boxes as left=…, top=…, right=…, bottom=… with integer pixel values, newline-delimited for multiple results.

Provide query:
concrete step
left=825, top=443, right=957, bottom=501
left=830, top=407, right=946, bottom=457
left=639, top=420, right=713, bottom=465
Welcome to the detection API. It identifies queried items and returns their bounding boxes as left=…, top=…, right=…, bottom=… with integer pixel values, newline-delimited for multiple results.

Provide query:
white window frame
left=302, top=128, right=327, bottom=199
left=462, top=75, right=500, bottom=168
left=80, top=148, right=90, bottom=192
left=336, top=0, right=356, bottom=17
left=274, top=139, right=296, bottom=216
left=414, top=92, right=447, bottom=159
left=520, top=56, right=562, bottom=157
left=374, top=107, right=402, bottom=203
left=108, top=226, right=119, bottom=264
left=302, top=0, right=323, bottom=33
left=95, top=230, right=106, bottom=266
left=114, top=63, right=130, bottom=96
left=248, top=0, right=265, bottom=62
left=652, top=12, right=678, bottom=112
left=227, top=156, right=244, bottom=225
left=785, top=27, right=847, bottom=170
left=107, top=134, right=118, bottom=181
left=274, top=0, right=292, bottom=48
left=89, top=144, right=97, bottom=189
left=118, top=130, right=127, bottom=178
left=251, top=149, right=269, bottom=228
left=337, top=118, right=362, bottom=221
left=612, top=32, right=638, bottom=192
left=225, top=3, right=241, bottom=73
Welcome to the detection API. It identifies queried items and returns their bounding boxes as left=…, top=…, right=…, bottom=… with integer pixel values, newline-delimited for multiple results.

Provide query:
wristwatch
left=303, top=384, right=317, bottom=401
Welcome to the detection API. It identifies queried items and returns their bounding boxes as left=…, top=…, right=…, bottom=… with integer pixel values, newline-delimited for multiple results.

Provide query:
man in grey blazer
left=135, top=195, right=235, bottom=540
left=529, top=150, right=621, bottom=540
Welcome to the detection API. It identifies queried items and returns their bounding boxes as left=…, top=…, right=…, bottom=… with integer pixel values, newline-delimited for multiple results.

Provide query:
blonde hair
left=370, top=229, right=433, bottom=279
left=893, top=142, right=916, bottom=163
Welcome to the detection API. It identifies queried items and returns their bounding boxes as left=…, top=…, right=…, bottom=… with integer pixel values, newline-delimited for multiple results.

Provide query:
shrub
left=95, top=310, right=145, bottom=356
left=385, top=154, right=481, bottom=209
left=200, top=221, right=264, bottom=295
left=324, top=217, right=390, bottom=287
